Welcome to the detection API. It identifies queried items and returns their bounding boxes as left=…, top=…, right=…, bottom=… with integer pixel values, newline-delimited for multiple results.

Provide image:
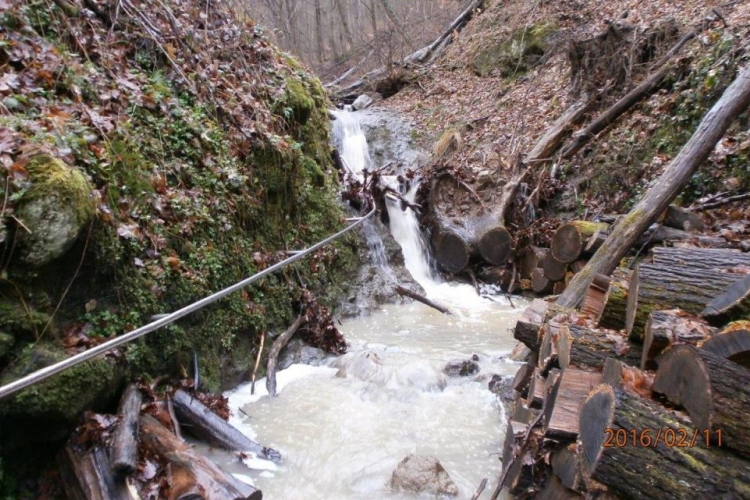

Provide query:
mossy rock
left=284, top=77, right=315, bottom=125
left=15, top=155, right=94, bottom=267
left=0, top=343, right=123, bottom=441
left=472, top=22, right=558, bottom=77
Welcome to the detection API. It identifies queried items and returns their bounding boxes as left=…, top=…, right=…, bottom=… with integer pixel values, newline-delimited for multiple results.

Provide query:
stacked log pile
left=496, top=245, right=750, bottom=499
left=57, top=385, right=276, bottom=500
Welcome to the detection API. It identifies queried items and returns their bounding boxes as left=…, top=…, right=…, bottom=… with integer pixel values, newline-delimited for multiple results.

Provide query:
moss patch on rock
left=471, top=22, right=558, bottom=77
left=15, top=155, right=94, bottom=267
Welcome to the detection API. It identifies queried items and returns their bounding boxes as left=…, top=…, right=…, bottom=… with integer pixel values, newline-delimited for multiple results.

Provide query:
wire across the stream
left=0, top=207, right=375, bottom=401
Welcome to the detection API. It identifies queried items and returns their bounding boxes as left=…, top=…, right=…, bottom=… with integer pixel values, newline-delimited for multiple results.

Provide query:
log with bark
left=701, top=274, right=750, bottom=326
left=526, top=369, right=546, bottom=409
left=109, top=384, right=142, bottom=477
left=543, top=368, right=602, bottom=441
left=579, top=273, right=611, bottom=321
left=659, top=205, right=704, bottom=231
left=554, top=324, right=642, bottom=370
left=531, top=268, right=553, bottom=295
left=514, top=298, right=550, bottom=350
left=557, top=65, right=750, bottom=309
left=58, top=443, right=131, bottom=500
left=526, top=99, right=594, bottom=163
left=597, top=269, right=631, bottom=331
left=139, top=414, right=263, bottom=500
left=550, top=445, right=581, bottom=492
left=172, top=389, right=281, bottom=462
left=651, top=246, right=750, bottom=271
left=511, top=362, right=535, bottom=399
left=639, top=224, right=738, bottom=248
left=626, top=263, right=741, bottom=341
left=641, top=309, right=716, bottom=370
left=699, top=320, right=750, bottom=367
left=432, top=212, right=512, bottom=273
left=578, top=384, right=750, bottom=499
left=551, top=221, right=609, bottom=264
left=652, top=345, right=750, bottom=457
left=266, top=315, right=306, bottom=397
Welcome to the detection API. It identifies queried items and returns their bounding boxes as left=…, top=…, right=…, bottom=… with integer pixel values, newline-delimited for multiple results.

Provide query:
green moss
left=0, top=301, right=51, bottom=340
left=0, top=333, right=13, bottom=359
left=22, top=155, right=93, bottom=224
left=472, top=22, right=558, bottom=77
left=0, top=343, right=122, bottom=435
left=283, top=77, right=315, bottom=125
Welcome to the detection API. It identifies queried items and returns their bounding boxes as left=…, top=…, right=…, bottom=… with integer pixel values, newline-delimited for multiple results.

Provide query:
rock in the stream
left=332, top=350, right=386, bottom=384
left=507, top=342, right=532, bottom=362
left=389, top=454, right=459, bottom=497
left=488, top=374, right=515, bottom=404
left=278, top=337, right=329, bottom=370
left=352, top=93, right=374, bottom=110
left=443, top=357, right=480, bottom=377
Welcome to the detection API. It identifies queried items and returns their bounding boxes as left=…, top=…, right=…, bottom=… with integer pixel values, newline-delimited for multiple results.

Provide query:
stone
left=389, top=454, right=459, bottom=497
left=443, top=358, right=480, bottom=377
left=278, top=337, right=330, bottom=370
left=488, top=374, right=515, bottom=404
left=15, top=155, right=94, bottom=267
left=352, top=93, right=374, bottom=111
left=332, top=350, right=385, bottom=384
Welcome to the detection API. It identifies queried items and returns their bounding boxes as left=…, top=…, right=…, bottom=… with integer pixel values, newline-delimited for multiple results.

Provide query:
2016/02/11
left=603, top=427, right=723, bottom=448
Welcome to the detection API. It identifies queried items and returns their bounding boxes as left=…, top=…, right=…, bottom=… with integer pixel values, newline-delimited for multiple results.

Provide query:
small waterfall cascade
left=332, top=108, right=372, bottom=178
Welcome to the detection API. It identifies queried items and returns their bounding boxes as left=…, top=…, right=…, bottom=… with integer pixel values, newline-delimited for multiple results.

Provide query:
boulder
left=278, top=337, right=329, bottom=370
left=15, top=155, right=94, bottom=267
left=443, top=358, right=480, bottom=377
left=389, top=454, right=459, bottom=497
left=332, top=350, right=386, bottom=384
left=352, top=93, right=374, bottom=110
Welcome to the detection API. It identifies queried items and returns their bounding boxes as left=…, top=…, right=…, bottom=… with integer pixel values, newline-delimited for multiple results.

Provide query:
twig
left=165, top=392, right=183, bottom=439
left=266, top=315, right=306, bottom=397
left=250, top=331, right=266, bottom=395
left=471, top=478, right=488, bottom=500
left=691, top=192, right=750, bottom=211
left=506, top=262, right=517, bottom=309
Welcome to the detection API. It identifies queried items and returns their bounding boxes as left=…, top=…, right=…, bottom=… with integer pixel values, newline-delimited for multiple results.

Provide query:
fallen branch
left=691, top=191, right=750, bottom=210
left=250, top=331, right=265, bottom=395
left=396, top=285, right=453, bottom=315
left=470, top=478, right=488, bottom=500
left=109, top=384, right=142, bottom=477
left=557, top=64, right=750, bottom=308
left=266, top=315, right=307, bottom=397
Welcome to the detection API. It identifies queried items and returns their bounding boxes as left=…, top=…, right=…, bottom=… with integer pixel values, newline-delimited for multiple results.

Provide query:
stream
left=203, top=109, right=526, bottom=499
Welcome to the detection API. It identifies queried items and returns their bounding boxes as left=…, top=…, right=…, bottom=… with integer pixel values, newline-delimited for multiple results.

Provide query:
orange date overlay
left=603, top=428, right=722, bottom=448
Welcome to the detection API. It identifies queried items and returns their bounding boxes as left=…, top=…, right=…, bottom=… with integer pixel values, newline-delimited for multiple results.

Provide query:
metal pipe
left=0, top=207, right=376, bottom=400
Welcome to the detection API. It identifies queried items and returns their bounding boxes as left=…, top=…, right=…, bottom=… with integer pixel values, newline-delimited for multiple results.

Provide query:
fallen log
left=659, top=205, right=704, bottom=231
left=267, top=314, right=306, bottom=397
left=526, top=369, right=546, bottom=409
left=651, top=246, right=750, bottom=271
left=652, top=345, right=750, bottom=458
left=58, top=443, right=131, bottom=500
left=395, top=285, right=452, bottom=315
left=701, top=273, right=750, bottom=326
left=432, top=214, right=512, bottom=272
left=140, top=414, right=263, bottom=500
left=527, top=99, right=593, bottom=163
left=584, top=228, right=609, bottom=254
left=579, top=384, right=750, bottom=499
left=639, top=224, right=737, bottom=248
left=641, top=309, right=716, bottom=370
left=511, top=362, right=534, bottom=399
left=699, top=320, right=750, bottom=367
left=557, top=65, right=750, bottom=308
left=109, top=384, right=142, bottom=477
left=541, top=253, right=567, bottom=285
left=580, top=273, right=611, bottom=321
left=172, top=389, right=281, bottom=462
left=597, top=269, right=631, bottom=330
left=514, top=298, right=549, bottom=350
left=555, top=324, right=642, bottom=370
left=544, top=368, right=602, bottom=441
left=550, top=445, right=581, bottom=492
left=551, top=221, right=609, bottom=264
left=626, top=263, right=741, bottom=340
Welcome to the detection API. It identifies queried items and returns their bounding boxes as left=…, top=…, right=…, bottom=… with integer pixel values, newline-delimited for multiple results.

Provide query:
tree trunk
left=518, top=246, right=548, bottom=280
left=140, top=415, right=263, bottom=500
left=58, top=443, right=131, bottom=500
left=531, top=268, right=553, bottom=294
left=266, top=315, right=306, bottom=397
left=171, top=390, right=281, bottom=461
left=109, top=384, right=142, bottom=477
left=579, top=385, right=750, bottom=499
left=700, top=320, right=750, bottom=368
left=511, top=362, right=535, bottom=399
left=551, top=221, right=609, bottom=264
left=526, top=99, right=593, bottom=163
left=514, top=298, right=549, bottom=350
left=432, top=214, right=512, bottom=273
left=556, top=65, right=750, bottom=309
left=641, top=309, right=716, bottom=370
left=333, top=0, right=355, bottom=50
left=551, top=445, right=581, bottom=492
left=626, top=263, right=740, bottom=341
left=660, top=205, right=704, bottom=231
left=313, top=0, right=325, bottom=64
left=544, top=368, right=602, bottom=441
left=652, top=345, right=750, bottom=458
left=701, top=274, right=750, bottom=326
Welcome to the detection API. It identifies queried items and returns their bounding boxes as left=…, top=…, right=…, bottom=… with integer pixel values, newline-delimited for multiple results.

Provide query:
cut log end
left=551, top=221, right=607, bottom=264
left=700, top=323, right=750, bottom=367
left=434, top=231, right=470, bottom=274
left=478, top=226, right=512, bottom=266
left=652, top=345, right=712, bottom=429
left=579, top=384, right=616, bottom=477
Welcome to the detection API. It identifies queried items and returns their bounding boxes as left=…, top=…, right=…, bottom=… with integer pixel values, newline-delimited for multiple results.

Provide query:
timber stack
left=57, top=384, right=275, bottom=499
left=496, top=244, right=750, bottom=499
